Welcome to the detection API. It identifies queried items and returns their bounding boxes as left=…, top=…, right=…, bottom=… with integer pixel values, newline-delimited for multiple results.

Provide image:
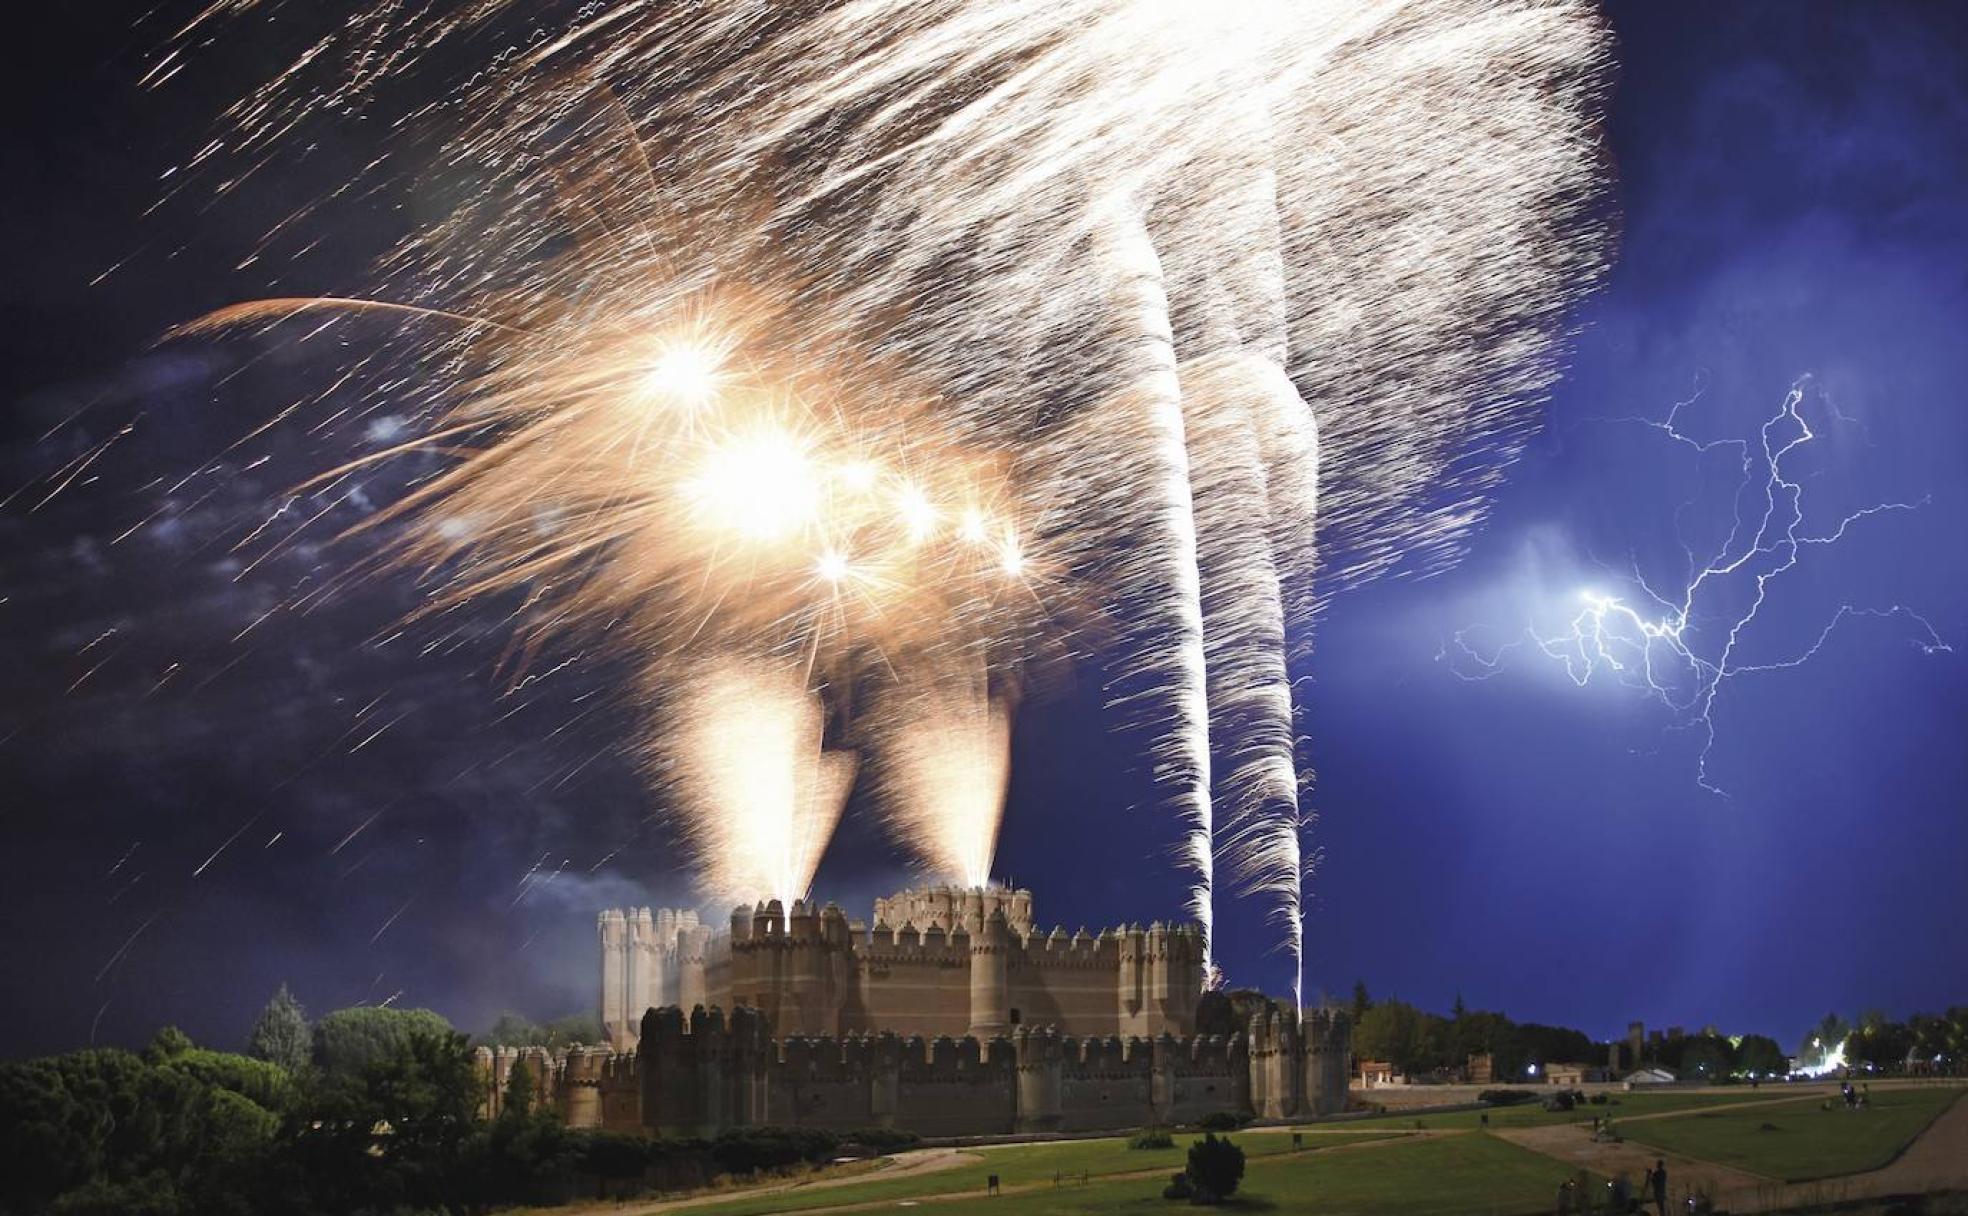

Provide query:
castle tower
left=599, top=910, right=630, bottom=1050
left=1013, top=1026, right=1064, bottom=1131
left=561, top=1045, right=611, bottom=1128
left=626, top=908, right=658, bottom=1032
left=1301, top=1007, right=1351, bottom=1116
left=968, top=907, right=1012, bottom=1040
left=677, top=917, right=710, bottom=1016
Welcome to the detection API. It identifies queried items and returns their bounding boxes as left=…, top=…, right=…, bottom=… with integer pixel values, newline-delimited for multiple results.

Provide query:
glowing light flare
left=682, top=425, right=823, bottom=542
left=892, top=482, right=938, bottom=543
left=636, top=339, right=727, bottom=412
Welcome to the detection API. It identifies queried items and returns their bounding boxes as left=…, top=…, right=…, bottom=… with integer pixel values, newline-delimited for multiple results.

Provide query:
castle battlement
left=601, top=886, right=1207, bottom=1050
left=490, top=999, right=1349, bottom=1138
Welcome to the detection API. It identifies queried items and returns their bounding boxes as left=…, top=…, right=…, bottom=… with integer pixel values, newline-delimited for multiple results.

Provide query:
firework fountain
left=161, top=0, right=1610, bottom=996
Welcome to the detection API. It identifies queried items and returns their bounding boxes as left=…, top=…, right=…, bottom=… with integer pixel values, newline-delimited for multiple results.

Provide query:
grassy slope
left=666, top=1090, right=1799, bottom=1216
left=675, top=1130, right=1399, bottom=1216
left=1618, top=1085, right=1962, bottom=1182
left=1321, top=1087, right=1800, bottom=1133
left=906, top=1132, right=1576, bottom=1216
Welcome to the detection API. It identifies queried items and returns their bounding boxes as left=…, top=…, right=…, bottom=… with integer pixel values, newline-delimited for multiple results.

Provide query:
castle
left=598, top=885, right=1204, bottom=1049
left=477, top=886, right=1351, bottom=1137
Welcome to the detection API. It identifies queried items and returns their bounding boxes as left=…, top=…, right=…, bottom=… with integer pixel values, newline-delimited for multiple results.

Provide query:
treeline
left=1346, top=987, right=1968, bottom=1082
left=0, top=989, right=912, bottom=1216
left=1343, top=985, right=1794, bottom=1081
left=1805, top=1007, right=1968, bottom=1074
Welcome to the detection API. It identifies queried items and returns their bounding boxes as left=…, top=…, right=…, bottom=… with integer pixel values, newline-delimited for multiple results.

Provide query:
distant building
left=1624, top=1067, right=1678, bottom=1087
left=1466, top=1052, right=1497, bottom=1085
left=1545, top=1062, right=1613, bottom=1086
left=1356, top=1059, right=1401, bottom=1088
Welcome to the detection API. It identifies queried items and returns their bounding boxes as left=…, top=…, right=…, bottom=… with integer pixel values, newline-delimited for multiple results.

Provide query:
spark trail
left=1444, top=377, right=1949, bottom=795
left=152, top=0, right=1610, bottom=986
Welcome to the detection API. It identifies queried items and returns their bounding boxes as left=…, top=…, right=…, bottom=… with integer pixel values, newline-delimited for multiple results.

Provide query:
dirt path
left=1496, top=1123, right=1770, bottom=1208
left=549, top=1147, right=979, bottom=1216
left=1499, top=1086, right=1968, bottom=1214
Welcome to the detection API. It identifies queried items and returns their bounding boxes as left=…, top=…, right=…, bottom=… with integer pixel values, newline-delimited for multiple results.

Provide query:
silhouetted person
left=1650, top=1158, right=1668, bottom=1216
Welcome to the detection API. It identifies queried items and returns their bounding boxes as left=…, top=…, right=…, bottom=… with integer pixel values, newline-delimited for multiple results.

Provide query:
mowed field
left=573, top=1084, right=1968, bottom=1216
left=1330, top=1087, right=1800, bottom=1133
left=892, top=1133, right=1583, bottom=1216
left=673, top=1130, right=1401, bottom=1216
left=1618, top=1085, right=1964, bottom=1182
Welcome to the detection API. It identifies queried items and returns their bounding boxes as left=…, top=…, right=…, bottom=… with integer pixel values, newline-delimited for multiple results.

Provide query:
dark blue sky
left=4, top=1, right=1966, bottom=1058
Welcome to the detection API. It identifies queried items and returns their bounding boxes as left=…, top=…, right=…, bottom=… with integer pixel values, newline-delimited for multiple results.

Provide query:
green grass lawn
left=1319, top=1087, right=1810, bottom=1134
left=672, top=1129, right=1401, bottom=1216
left=899, top=1132, right=1580, bottom=1216
left=1620, top=1086, right=1964, bottom=1182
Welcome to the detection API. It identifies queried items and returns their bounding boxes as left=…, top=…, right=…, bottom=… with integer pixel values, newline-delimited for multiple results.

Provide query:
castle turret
left=968, top=908, right=1012, bottom=1040
left=677, top=921, right=711, bottom=1016
left=1013, top=1026, right=1064, bottom=1131
left=599, top=910, right=630, bottom=1050
left=1301, top=1007, right=1351, bottom=1116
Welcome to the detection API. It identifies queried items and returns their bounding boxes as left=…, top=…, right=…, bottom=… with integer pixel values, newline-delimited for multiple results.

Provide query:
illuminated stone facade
left=469, top=886, right=1355, bottom=1136
left=599, top=886, right=1206, bottom=1050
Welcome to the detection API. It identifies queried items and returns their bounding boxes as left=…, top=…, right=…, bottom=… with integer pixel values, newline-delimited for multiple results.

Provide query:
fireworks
left=162, top=0, right=1610, bottom=995
left=667, top=657, right=855, bottom=908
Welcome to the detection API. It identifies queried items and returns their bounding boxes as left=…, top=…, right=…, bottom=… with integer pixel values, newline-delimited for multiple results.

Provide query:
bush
left=1184, top=1134, right=1246, bottom=1204
left=1130, top=1128, right=1176, bottom=1150
left=1589, top=1092, right=1609, bottom=1105
left=1478, top=1088, right=1538, bottom=1106
left=1195, top=1109, right=1252, bottom=1132
left=711, top=1126, right=840, bottom=1175
left=837, top=1127, right=922, bottom=1153
left=1163, top=1171, right=1194, bottom=1200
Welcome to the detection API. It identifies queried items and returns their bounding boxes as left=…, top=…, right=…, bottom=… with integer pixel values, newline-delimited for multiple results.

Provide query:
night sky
left=6, top=1, right=1967, bottom=1060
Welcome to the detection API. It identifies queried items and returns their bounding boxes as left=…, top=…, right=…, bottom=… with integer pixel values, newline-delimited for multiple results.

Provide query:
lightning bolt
left=1443, top=376, right=1950, bottom=796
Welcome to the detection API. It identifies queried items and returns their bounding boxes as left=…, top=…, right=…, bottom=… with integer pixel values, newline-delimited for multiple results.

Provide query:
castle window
left=1010, top=1008, right=1022, bottom=1026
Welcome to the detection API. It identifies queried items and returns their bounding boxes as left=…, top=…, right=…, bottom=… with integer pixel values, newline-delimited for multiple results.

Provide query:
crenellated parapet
left=590, top=1001, right=1338, bottom=1136
left=473, top=1041, right=627, bottom=1129
left=603, top=887, right=1206, bottom=1050
left=874, top=884, right=1035, bottom=939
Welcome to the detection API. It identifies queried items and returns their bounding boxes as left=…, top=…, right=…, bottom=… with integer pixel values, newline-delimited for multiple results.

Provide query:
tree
left=1677, top=1034, right=1732, bottom=1081
left=246, top=983, right=311, bottom=1073
left=0, top=1041, right=286, bottom=1216
left=294, top=1024, right=487, bottom=1213
left=145, top=1025, right=194, bottom=1062
left=1353, top=1000, right=1422, bottom=1072
left=1515, top=1023, right=1598, bottom=1073
left=1846, top=1018, right=1913, bottom=1071
left=1184, top=1133, right=1246, bottom=1203
left=1735, top=1034, right=1788, bottom=1078
left=503, top=1056, right=535, bottom=1121
left=480, top=1010, right=609, bottom=1049
left=1454, top=1009, right=1515, bottom=1070
left=1799, top=1012, right=1851, bottom=1067
left=1351, top=980, right=1372, bottom=1023
left=313, top=1005, right=454, bottom=1076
